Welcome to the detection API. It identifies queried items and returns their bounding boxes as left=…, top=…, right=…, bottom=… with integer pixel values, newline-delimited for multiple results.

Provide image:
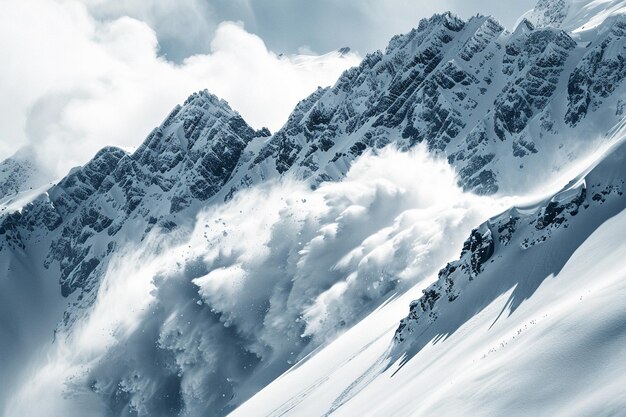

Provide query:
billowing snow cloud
left=5, top=145, right=513, bottom=416
left=0, top=0, right=360, bottom=175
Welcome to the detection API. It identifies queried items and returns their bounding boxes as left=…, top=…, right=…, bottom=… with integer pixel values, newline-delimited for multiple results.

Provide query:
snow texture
left=1, top=1, right=625, bottom=416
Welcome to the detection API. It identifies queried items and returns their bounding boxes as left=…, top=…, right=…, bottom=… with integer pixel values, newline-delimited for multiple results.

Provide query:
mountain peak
left=182, top=89, right=229, bottom=110
left=526, top=0, right=571, bottom=28
left=0, top=147, right=54, bottom=207
left=2, top=4, right=626, bottom=416
left=0, top=152, right=39, bottom=200
left=513, top=17, right=536, bottom=36
left=337, top=46, right=351, bottom=55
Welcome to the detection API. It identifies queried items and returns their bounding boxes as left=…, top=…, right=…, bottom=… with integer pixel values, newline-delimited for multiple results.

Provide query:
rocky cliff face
left=0, top=90, right=268, bottom=318
left=566, top=17, right=626, bottom=125
left=1, top=2, right=626, bottom=416
left=220, top=11, right=625, bottom=197
left=394, top=137, right=625, bottom=344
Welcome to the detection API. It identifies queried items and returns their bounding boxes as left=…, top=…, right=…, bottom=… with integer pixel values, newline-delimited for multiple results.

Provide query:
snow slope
left=1, top=0, right=626, bottom=415
left=3, top=145, right=515, bottom=417
left=524, top=0, right=626, bottom=33
left=231, top=123, right=626, bottom=417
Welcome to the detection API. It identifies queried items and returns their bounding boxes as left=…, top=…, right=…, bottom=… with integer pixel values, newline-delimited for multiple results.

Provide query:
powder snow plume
left=6, top=145, right=513, bottom=416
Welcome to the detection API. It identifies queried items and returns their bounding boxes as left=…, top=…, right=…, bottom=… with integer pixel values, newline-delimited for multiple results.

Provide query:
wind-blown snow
left=4, top=145, right=511, bottom=416
left=230, top=132, right=626, bottom=417
left=523, top=0, right=626, bottom=34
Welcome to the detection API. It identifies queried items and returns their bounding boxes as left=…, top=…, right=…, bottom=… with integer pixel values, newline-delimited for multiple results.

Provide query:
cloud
left=0, top=0, right=360, bottom=176
left=84, top=0, right=216, bottom=60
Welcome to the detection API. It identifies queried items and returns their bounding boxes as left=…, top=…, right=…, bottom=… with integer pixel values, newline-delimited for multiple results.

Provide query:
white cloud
left=84, top=0, right=217, bottom=62
left=0, top=0, right=360, bottom=176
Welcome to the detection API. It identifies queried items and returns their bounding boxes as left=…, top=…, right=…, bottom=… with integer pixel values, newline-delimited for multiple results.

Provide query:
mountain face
left=0, top=148, right=53, bottom=209
left=1, top=1, right=625, bottom=416
left=0, top=93, right=269, bottom=414
left=226, top=9, right=625, bottom=196
left=0, top=155, right=37, bottom=200
left=2, top=91, right=267, bottom=306
left=526, top=0, right=626, bottom=32
left=230, top=134, right=626, bottom=417
left=394, top=137, right=625, bottom=345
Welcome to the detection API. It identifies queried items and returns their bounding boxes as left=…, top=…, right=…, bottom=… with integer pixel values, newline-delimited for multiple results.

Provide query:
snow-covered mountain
left=524, top=0, right=626, bottom=33
left=231, top=131, right=626, bottom=417
left=1, top=0, right=625, bottom=416
left=226, top=5, right=625, bottom=196
left=0, top=147, right=54, bottom=210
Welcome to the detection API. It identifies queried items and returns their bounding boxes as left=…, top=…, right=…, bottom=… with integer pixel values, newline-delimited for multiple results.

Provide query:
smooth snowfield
left=230, top=215, right=626, bottom=416
left=231, top=143, right=626, bottom=417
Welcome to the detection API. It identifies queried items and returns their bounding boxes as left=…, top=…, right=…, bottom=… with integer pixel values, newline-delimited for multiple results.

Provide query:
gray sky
left=87, top=0, right=537, bottom=62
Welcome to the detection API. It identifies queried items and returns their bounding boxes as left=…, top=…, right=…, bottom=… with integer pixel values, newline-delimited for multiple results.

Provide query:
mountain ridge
left=1, top=2, right=625, bottom=416
left=230, top=133, right=626, bottom=416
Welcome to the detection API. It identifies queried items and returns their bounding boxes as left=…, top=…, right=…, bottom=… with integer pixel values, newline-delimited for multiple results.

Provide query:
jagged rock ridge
left=1, top=90, right=268, bottom=307
left=226, top=11, right=626, bottom=196
left=1, top=3, right=626, bottom=416
left=394, top=138, right=625, bottom=344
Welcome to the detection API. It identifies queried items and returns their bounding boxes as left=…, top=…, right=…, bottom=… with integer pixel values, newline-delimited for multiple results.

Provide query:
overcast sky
left=0, top=0, right=536, bottom=176
left=86, top=0, right=536, bottom=61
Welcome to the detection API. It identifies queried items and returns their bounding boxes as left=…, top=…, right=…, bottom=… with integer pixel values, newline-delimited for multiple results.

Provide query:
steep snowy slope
left=231, top=124, right=626, bottom=417
left=0, top=91, right=269, bottom=414
left=525, top=0, right=626, bottom=33
left=1, top=1, right=625, bottom=416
